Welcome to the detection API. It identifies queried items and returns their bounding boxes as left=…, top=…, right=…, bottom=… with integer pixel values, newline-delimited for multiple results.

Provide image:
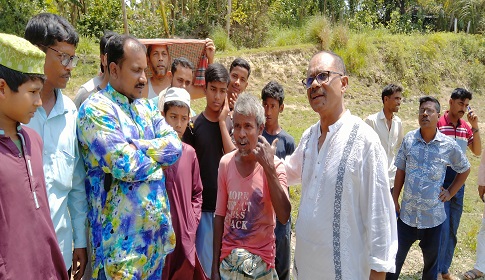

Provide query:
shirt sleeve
left=129, top=115, right=182, bottom=166
left=361, top=140, right=398, bottom=273
left=73, top=87, right=90, bottom=109
left=284, top=131, right=308, bottom=186
left=394, top=135, right=407, bottom=171
left=397, top=121, right=404, bottom=150
left=286, top=135, right=296, bottom=156
left=77, top=99, right=180, bottom=182
left=479, top=149, right=485, bottom=186
left=68, top=142, right=88, bottom=248
left=275, top=158, right=289, bottom=198
left=215, top=157, right=229, bottom=217
left=191, top=148, right=203, bottom=223
left=449, top=140, right=471, bottom=173
left=364, top=116, right=375, bottom=130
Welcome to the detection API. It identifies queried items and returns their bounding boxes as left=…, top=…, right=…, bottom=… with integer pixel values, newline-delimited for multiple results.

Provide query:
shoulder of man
left=57, top=91, right=78, bottom=116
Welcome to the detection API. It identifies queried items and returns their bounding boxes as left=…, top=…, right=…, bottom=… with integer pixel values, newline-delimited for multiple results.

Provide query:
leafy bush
left=77, top=0, right=122, bottom=38
left=265, top=26, right=304, bottom=47
left=210, top=26, right=236, bottom=52
left=330, top=24, right=349, bottom=50
left=304, top=16, right=332, bottom=48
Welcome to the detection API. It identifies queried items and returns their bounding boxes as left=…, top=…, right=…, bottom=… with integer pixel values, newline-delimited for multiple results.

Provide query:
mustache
left=309, top=87, right=326, bottom=97
left=135, top=83, right=145, bottom=88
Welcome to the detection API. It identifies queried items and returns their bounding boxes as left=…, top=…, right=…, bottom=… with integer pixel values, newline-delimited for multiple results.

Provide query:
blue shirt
left=25, top=89, right=88, bottom=269
left=395, top=129, right=470, bottom=229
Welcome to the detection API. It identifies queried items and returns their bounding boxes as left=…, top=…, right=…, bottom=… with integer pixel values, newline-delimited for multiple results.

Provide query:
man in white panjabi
left=284, top=51, right=398, bottom=279
left=364, top=83, right=404, bottom=191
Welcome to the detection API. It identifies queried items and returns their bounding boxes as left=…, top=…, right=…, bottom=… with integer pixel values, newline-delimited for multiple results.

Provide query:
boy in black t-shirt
left=183, top=63, right=235, bottom=277
left=261, top=81, right=296, bottom=280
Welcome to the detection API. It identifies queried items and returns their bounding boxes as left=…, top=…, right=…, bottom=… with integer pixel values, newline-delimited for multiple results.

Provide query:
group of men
left=1, top=11, right=484, bottom=280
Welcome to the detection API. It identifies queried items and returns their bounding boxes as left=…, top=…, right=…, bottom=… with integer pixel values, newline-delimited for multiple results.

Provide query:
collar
left=317, top=110, right=351, bottom=138
left=103, top=84, right=135, bottom=111
left=0, top=123, right=22, bottom=136
left=443, top=111, right=462, bottom=127
left=377, top=109, right=396, bottom=121
left=416, top=128, right=446, bottom=144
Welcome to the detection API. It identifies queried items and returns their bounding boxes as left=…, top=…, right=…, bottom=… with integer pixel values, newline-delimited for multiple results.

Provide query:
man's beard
left=152, top=64, right=167, bottom=78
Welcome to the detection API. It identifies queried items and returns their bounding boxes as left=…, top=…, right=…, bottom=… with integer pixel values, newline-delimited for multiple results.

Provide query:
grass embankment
left=69, top=30, right=485, bottom=279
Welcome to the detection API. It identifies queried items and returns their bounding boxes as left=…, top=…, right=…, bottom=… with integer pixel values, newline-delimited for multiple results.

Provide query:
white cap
left=162, top=87, right=191, bottom=109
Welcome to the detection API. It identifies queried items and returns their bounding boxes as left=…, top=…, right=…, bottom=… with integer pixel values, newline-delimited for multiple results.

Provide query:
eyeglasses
left=301, top=71, right=343, bottom=89
left=418, top=108, right=437, bottom=115
left=41, top=45, right=79, bottom=67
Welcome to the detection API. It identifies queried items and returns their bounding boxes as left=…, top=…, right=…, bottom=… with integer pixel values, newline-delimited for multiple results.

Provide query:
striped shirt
left=437, top=111, right=473, bottom=153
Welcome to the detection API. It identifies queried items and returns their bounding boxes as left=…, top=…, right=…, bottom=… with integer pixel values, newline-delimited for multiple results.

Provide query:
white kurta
left=284, top=111, right=398, bottom=279
left=364, top=110, right=404, bottom=189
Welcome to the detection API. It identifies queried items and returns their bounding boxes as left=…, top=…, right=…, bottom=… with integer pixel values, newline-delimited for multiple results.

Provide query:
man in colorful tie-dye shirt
left=77, top=34, right=182, bottom=280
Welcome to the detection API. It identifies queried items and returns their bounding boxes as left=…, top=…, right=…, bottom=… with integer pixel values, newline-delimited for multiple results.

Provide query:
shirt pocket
left=429, top=157, right=447, bottom=181
left=53, top=149, right=75, bottom=190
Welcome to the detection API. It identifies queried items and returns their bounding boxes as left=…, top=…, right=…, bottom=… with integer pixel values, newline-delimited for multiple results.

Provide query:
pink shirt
left=215, top=151, right=288, bottom=268
left=0, top=126, right=68, bottom=280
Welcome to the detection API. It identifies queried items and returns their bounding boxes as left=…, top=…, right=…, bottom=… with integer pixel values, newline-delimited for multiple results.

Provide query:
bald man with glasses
left=284, top=51, right=398, bottom=279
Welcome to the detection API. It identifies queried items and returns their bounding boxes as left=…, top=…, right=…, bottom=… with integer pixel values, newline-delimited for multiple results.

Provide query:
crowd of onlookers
left=1, top=11, right=485, bottom=280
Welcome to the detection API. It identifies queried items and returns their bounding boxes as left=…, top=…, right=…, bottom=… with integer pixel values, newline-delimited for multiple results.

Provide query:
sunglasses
left=41, top=45, right=79, bottom=67
left=301, top=71, right=343, bottom=89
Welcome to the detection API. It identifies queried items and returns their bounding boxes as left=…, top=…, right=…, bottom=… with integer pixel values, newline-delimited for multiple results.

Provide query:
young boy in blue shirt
left=261, top=81, right=295, bottom=280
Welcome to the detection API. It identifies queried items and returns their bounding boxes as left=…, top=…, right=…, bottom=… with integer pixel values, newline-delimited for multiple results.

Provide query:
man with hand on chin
left=211, top=93, right=290, bottom=280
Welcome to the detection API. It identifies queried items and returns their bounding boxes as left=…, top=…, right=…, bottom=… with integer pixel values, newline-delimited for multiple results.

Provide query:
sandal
left=464, top=269, right=484, bottom=280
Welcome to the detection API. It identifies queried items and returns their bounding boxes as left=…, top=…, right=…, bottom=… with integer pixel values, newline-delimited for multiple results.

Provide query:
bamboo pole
left=121, top=0, right=129, bottom=35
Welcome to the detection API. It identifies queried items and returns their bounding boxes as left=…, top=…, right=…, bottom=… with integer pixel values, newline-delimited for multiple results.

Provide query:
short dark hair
left=450, top=88, right=472, bottom=101
left=106, top=35, right=146, bottom=73
left=205, top=63, right=230, bottom=87
left=381, top=84, right=403, bottom=102
left=100, top=31, right=117, bottom=73
left=171, top=57, right=194, bottom=74
left=419, top=96, right=441, bottom=113
left=261, top=81, right=285, bottom=105
left=230, top=58, right=251, bottom=78
left=0, top=64, right=45, bottom=92
left=24, top=13, right=79, bottom=48
left=162, top=100, right=190, bottom=115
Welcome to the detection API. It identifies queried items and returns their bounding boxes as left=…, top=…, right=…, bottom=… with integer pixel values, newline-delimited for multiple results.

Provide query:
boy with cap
left=161, top=87, right=207, bottom=280
left=0, top=33, right=68, bottom=280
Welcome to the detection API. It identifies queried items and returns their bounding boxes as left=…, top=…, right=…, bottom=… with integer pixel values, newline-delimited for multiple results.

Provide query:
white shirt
left=284, top=111, right=397, bottom=279
left=73, top=75, right=103, bottom=109
left=365, top=110, right=403, bottom=189
left=25, top=90, right=87, bottom=270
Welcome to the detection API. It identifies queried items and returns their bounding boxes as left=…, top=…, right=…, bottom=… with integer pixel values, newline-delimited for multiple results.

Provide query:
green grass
left=66, top=31, right=485, bottom=279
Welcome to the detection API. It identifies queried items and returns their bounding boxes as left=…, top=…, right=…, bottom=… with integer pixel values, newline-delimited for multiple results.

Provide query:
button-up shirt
left=395, top=129, right=470, bottom=229
left=365, top=110, right=404, bottom=188
left=77, top=84, right=182, bottom=279
left=284, top=111, right=397, bottom=279
left=25, top=89, right=87, bottom=270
